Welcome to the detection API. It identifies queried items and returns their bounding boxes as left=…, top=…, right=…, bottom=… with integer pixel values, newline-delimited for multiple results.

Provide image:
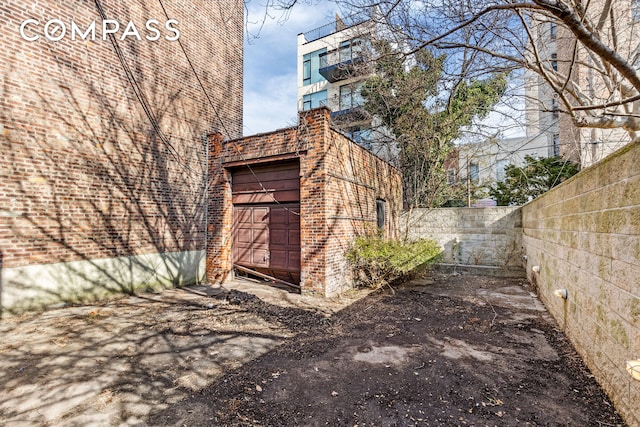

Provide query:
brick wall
left=401, top=208, right=523, bottom=268
left=322, top=120, right=402, bottom=295
left=0, top=0, right=243, bottom=312
left=522, top=142, right=640, bottom=426
left=207, top=107, right=402, bottom=296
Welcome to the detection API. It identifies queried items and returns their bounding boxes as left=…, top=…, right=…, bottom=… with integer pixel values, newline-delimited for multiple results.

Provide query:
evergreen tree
left=489, top=155, right=580, bottom=206
left=361, top=41, right=507, bottom=207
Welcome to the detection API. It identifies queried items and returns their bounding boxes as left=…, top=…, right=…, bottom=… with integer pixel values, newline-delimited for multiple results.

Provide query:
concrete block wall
left=0, top=0, right=243, bottom=313
left=401, top=207, right=523, bottom=268
left=207, top=107, right=402, bottom=296
left=521, top=142, right=640, bottom=426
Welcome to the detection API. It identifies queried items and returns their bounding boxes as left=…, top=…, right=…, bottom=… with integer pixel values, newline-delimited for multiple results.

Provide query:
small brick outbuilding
left=207, top=107, right=402, bottom=296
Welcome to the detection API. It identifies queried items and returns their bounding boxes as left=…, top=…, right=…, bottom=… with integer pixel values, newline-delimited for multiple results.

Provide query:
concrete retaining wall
left=401, top=207, right=523, bottom=268
left=521, top=142, right=640, bottom=426
left=1, top=251, right=205, bottom=315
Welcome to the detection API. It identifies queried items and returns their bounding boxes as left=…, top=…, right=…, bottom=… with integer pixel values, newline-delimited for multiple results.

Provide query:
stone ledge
left=432, top=263, right=526, bottom=278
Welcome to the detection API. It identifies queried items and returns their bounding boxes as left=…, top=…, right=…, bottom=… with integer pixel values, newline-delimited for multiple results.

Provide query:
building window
left=303, top=58, right=311, bottom=85
left=302, top=90, right=327, bottom=111
left=634, top=0, right=640, bottom=21
left=339, top=38, right=364, bottom=63
left=345, top=126, right=372, bottom=148
left=446, top=169, right=457, bottom=185
left=339, top=83, right=363, bottom=110
left=496, top=159, right=508, bottom=182
left=552, top=133, right=561, bottom=156
left=339, top=40, right=352, bottom=63
left=302, top=48, right=327, bottom=86
left=550, top=22, right=557, bottom=40
left=376, top=199, right=386, bottom=230
left=469, top=162, right=479, bottom=183
left=551, top=53, right=558, bottom=71
left=551, top=98, right=559, bottom=119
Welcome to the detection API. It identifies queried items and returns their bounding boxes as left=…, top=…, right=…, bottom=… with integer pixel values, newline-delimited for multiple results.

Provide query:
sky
left=243, top=1, right=337, bottom=136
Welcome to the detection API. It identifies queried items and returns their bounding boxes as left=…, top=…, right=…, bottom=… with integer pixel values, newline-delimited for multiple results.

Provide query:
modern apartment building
left=297, top=13, right=395, bottom=160
left=525, top=1, right=638, bottom=168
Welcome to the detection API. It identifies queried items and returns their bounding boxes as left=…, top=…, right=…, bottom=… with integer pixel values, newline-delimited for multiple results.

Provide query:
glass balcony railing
left=318, top=57, right=365, bottom=82
left=317, top=38, right=367, bottom=82
left=302, top=13, right=370, bottom=43
left=330, top=106, right=370, bottom=125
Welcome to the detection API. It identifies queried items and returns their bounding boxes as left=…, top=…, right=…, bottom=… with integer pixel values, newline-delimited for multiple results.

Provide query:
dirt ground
left=0, top=273, right=626, bottom=426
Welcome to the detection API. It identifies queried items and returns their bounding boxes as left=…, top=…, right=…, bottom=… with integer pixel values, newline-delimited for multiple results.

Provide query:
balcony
left=330, top=106, right=370, bottom=125
left=302, top=13, right=369, bottom=43
left=318, top=56, right=365, bottom=83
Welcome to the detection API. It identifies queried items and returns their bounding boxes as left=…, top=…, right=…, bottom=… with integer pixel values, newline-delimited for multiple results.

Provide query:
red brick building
left=207, top=107, right=402, bottom=296
left=0, top=0, right=243, bottom=313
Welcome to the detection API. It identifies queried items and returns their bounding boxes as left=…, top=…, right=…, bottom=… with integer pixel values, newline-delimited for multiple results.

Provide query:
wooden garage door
left=233, top=206, right=270, bottom=269
left=231, top=161, right=300, bottom=204
left=231, top=161, right=301, bottom=284
left=232, top=204, right=301, bottom=284
left=268, top=205, right=301, bottom=278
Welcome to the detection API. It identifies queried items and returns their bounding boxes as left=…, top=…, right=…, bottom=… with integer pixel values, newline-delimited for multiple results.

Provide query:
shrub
left=345, top=236, right=441, bottom=289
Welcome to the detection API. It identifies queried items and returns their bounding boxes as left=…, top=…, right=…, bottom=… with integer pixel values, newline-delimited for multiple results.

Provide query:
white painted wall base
left=1, top=250, right=205, bottom=315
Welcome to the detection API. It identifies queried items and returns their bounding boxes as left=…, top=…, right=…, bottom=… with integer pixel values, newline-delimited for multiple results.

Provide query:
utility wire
left=93, top=0, right=179, bottom=160
left=156, top=0, right=233, bottom=141
left=156, top=0, right=302, bottom=215
left=93, top=0, right=211, bottom=267
left=101, top=0, right=624, bottom=212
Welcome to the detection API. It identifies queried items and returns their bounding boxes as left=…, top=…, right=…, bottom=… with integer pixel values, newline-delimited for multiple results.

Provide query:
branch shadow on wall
left=0, top=250, right=3, bottom=318
left=0, top=5, right=240, bottom=314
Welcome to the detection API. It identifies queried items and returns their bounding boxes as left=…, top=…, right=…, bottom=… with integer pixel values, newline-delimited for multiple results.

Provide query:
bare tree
left=333, top=0, right=640, bottom=161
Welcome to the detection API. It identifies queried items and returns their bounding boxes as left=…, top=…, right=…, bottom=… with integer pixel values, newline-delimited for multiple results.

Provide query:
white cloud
left=243, top=2, right=337, bottom=135
left=243, top=73, right=299, bottom=135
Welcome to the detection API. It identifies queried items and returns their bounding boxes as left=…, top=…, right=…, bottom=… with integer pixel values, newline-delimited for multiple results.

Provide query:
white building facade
left=457, top=136, right=551, bottom=190
left=524, top=1, right=638, bottom=168
left=297, top=14, right=396, bottom=160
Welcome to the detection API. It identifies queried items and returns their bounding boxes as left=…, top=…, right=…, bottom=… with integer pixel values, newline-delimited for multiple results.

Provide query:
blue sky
left=243, top=2, right=337, bottom=136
